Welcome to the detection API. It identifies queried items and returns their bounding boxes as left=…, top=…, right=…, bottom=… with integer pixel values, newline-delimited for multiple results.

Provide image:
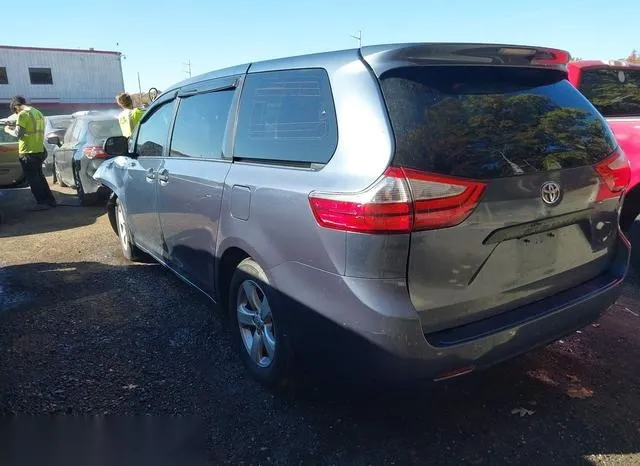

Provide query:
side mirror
left=104, top=136, right=129, bottom=156
left=45, top=131, right=62, bottom=147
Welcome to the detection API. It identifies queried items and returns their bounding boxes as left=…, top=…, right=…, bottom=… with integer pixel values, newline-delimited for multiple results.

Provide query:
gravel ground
left=1, top=182, right=640, bottom=465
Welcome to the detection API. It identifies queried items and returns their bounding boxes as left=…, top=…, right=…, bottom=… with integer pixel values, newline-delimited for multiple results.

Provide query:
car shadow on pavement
left=1, top=260, right=638, bottom=465
left=0, top=185, right=105, bottom=238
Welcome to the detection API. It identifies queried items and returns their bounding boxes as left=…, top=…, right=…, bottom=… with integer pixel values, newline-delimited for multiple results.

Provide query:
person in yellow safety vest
left=116, top=92, right=145, bottom=138
left=4, top=96, right=57, bottom=210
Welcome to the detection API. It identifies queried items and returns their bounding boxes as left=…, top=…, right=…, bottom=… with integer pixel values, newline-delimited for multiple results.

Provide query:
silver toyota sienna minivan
left=95, top=43, right=630, bottom=388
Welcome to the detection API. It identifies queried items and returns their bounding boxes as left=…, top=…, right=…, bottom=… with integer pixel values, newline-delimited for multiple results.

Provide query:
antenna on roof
left=350, top=30, right=362, bottom=48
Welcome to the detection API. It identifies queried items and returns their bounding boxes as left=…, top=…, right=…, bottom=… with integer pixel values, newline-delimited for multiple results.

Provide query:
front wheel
left=115, top=198, right=143, bottom=262
left=229, top=258, right=294, bottom=389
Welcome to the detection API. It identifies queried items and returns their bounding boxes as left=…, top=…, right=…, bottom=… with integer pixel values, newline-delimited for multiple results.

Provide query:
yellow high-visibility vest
left=16, top=107, right=45, bottom=154
left=118, top=108, right=145, bottom=138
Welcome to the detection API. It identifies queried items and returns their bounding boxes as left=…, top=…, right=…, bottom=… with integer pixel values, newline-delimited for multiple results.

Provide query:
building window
left=29, top=67, right=53, bottom=85
left=0, top=67, right=7, bottom=84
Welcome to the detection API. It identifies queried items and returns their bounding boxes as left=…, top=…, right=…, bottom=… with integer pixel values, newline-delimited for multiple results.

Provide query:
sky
left=2, top=0, right=639, bottom=93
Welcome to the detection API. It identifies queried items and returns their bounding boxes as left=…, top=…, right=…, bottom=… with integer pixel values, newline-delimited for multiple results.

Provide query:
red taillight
left=83, top=145, right=108, bottom=159
left=308, top=168, right=487, bottom=234
left=404, top=168, right=487, bottom=230
left=309, top=167, right=413, bottom=234
left=594, top=148, right=630, bottom=202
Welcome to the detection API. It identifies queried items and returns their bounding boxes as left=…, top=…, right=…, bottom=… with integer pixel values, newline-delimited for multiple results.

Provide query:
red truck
left=568, top=60, right=640, bottom=234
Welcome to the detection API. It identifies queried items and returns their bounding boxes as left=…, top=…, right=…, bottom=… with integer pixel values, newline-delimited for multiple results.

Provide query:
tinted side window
left=170, top=90, right=234, bottom=159
left=234, top=69, right=338, bottom=164
left=579, top=68, right=640, bottom=117
left=136, top=102, right=174, bottom=157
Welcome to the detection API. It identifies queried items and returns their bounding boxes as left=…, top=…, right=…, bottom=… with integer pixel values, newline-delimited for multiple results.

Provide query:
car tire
left=229, top=258, right=294, bottom=389
left=74, top=165, right=99, bottom=206
left=628, top=218, right=640, bottom=277
left=115, top=198, right=143, bottom=262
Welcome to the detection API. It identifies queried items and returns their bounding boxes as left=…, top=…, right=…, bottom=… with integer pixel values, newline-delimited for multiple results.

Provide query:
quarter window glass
left=234, top=69, right=338, bottom=164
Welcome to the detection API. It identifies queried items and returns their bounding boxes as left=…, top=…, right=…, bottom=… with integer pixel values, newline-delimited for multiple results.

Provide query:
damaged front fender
left=94, top=156, right=133, bottom=235
left=93, top=156, right=132, bottom=199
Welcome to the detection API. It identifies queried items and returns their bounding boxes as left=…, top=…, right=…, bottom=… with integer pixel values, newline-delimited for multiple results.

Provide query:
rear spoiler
left=360, top=43, right=571, bottom=77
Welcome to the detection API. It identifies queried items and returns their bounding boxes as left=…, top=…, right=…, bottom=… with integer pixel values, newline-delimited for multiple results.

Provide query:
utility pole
left=137, top=72, right=142, bottom=96
left=350, top=30, right=362, bottom=48
left=183, top=60, right=192, bottom=78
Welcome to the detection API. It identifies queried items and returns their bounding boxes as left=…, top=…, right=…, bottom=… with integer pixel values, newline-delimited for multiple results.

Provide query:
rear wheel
left=229, top=258, right=294, bottom=388
left=620, top=188, right=640, bottom=275
left=115, top=198, right=143, bottom=261
left=74, top=165, right=99, bottom=206
left=628, top=219, right=640, bottom=277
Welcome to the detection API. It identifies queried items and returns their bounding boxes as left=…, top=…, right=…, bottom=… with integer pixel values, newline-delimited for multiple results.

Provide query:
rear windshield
left=380, top=66, right=617, bottom=179
left=50, top=118, right=73, bottom=130
left=88, top=119, right=122, bottom=139
left=579, top=68, right=640, bottom=117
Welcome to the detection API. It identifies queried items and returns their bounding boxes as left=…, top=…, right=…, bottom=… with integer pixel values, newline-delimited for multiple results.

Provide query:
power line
left=350, top=30, right=362, bottom=48
left=183, top=60, right=192, bottom=78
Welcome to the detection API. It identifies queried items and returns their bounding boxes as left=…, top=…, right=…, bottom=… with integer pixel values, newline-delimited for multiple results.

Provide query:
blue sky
left=3, top=0, right=639, bottom=93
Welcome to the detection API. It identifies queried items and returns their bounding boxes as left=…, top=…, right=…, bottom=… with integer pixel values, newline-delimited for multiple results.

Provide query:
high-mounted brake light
left=308, top=168, right=487, bottom=234
left=83, top=145, right=109, bottom=159
left=530, top=48, right=571, bottom=65
left=594, top=148, right=630, bottom=202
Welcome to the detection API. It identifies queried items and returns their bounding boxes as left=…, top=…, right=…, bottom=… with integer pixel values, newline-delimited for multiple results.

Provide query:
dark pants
left=19, top=153, right=56, bottom=206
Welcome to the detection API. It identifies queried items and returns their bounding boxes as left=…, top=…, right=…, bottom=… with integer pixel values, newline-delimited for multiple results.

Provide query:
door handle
left=145, top=168, right=156, bottom=181
left=157, top=169, right=169, bottom=183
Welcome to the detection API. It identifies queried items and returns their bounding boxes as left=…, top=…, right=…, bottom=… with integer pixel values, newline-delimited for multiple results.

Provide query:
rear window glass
left=88, top=119, right=122, bottom=139
left=579, top=68, right=640, bottom=117
left=380, top=66, right=617, bottom=179
left=234, top=68, right=338, bottom=164
left=50, top=118, right=72, bottom=130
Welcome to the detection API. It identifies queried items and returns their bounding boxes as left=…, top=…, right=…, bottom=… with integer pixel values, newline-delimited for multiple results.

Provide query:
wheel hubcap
left=236, top=279, right=276, bottom=368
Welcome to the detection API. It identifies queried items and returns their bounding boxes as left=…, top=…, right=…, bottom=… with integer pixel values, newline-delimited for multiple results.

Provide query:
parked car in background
left=47, top=112, right=121, bottom=205
left=0, top=129, right=22, bottom=188
left=44, top=115, right=73, bottom=171
left=568, top=60, right=640, bottom=232
left=95, top=43, right=630, bottom=389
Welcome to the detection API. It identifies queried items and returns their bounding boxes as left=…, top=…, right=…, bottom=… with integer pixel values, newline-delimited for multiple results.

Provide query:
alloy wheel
left=236, top=279, right=276, bottom=368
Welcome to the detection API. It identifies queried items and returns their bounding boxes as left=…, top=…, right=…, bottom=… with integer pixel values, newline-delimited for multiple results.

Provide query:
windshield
left=88, top=119, right=122, bottom=139
left=579, top=68, right=640, bottom=117
left=380, top=66, right=617, bottom=179
left=0, top=131, right=17, bottom=144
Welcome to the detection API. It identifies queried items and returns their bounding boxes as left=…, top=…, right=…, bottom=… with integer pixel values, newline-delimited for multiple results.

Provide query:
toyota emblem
left=540, top=181, right=562, bottom=206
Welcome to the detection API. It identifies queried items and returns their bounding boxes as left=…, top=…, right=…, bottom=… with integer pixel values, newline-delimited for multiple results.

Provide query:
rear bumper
left=269, top=232, right=629, bottom=382
left=80, top=158, right=109, bottom=194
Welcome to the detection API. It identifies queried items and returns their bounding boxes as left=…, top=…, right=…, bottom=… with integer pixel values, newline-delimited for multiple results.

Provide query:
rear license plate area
left=516, top=230, right=559, bottom=272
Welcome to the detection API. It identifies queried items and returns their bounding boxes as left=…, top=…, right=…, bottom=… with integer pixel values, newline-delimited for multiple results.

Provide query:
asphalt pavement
left=1, top=182, right=639, bottom=465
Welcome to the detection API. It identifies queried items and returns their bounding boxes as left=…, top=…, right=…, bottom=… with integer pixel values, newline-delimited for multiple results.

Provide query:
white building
left=0, top=45, right=124, bottom=115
